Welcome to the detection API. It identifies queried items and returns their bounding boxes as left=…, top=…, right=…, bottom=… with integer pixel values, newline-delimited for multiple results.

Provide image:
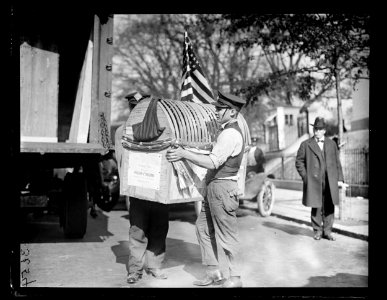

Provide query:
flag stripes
left=180, top=31, right=214, bottom=104
left=191, top=75, right=214, bottom=104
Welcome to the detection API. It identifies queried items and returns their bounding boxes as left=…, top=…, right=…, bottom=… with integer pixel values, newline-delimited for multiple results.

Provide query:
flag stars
left=180, top=31, right=214, bottom=104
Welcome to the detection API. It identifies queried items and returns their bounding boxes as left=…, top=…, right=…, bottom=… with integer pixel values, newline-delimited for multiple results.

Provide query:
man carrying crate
left=115, top=92, right=169, bottom=284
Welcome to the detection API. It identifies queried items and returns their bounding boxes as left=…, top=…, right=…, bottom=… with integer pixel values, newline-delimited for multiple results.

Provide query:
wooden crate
left=20, top=42, right=59, bottom=142
left=119, top=97, right=250, bottom=204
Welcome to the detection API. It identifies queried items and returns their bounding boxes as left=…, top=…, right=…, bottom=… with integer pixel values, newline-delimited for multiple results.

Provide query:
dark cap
left=214, top=91, right=246, bottom=111
left=310, top=117, right=326, bottom=129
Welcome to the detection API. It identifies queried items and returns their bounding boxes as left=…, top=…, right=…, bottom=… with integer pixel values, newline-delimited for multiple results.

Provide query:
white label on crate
left=127, top=152, right=162, bottom=190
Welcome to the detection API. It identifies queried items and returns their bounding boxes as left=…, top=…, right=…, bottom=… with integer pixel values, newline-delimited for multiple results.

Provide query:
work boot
left=313, top=231, right=322, bottom=240
left=193, top=269, right=224, bottom=286
left=222, top=276, right=242, bottom=288
left=127, top=272, right=142, bottom=284
left=323, top=233, right=336, bottom=241
left=146, top=268, right=168, bottom=279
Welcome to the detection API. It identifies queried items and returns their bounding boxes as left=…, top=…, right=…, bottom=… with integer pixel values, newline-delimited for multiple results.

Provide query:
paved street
left=18, top=200, right=368, bottom=289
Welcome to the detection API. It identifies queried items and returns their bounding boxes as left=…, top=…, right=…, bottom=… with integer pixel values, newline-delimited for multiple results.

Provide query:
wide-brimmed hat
left=310, top=117, right=326, bottom=129
left=214, top=91, right=246, bottom=111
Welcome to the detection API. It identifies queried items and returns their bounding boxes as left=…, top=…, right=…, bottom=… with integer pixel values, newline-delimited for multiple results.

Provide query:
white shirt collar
left=221, top=119, right=237, bottom=129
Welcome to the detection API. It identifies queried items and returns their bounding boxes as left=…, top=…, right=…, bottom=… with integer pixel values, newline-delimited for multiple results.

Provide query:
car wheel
left=257, top=179, right=275, bottom=217
left=96, top=181, right=119, bottom=212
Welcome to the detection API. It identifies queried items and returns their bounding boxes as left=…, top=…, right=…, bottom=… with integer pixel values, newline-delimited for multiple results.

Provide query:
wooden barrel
left=119, top=97, right=251, bottom=204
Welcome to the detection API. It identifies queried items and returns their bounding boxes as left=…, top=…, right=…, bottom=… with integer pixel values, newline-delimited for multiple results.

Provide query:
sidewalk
left=242, top=188, right=369, bottom=241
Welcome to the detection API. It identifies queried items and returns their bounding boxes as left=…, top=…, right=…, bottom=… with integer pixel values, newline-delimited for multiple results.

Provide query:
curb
left=271, top=212, right=368, bottom=242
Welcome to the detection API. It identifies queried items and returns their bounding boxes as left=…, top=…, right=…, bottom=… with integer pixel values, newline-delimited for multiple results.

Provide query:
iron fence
left=271, top=147, right=369, bottom=197
left=340, top=147, right=369, bottom=185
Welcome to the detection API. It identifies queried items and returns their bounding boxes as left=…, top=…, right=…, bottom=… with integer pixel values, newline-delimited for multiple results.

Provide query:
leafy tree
left=220, top=14, right=370, bottom=145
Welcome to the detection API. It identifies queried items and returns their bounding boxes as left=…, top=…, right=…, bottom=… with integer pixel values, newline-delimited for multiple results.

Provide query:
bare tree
left=112, top=14, right=271, bottom=127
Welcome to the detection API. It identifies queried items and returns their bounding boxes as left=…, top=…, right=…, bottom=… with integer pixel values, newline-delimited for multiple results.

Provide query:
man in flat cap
left=166, top=91, right=246, bottom=288
left=295, top=117, right=345, bottom=241
left=115, top=92, right=147, bottom=180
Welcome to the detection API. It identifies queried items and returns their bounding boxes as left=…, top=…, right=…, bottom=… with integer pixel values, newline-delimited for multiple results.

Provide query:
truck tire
left=257, top=179, right=275, bottom=217
left=63, top=172, right=88, bottom=238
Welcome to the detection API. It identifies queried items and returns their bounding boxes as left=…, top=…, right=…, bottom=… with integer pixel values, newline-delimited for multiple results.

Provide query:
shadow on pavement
left=303, top=273, right=368, bottom=287
left=237, top=207, right=260, bottom=218
left=164, top=237, right=203, bottom=280
left=110, top=237, right=203, bottom=280
left=120, top=213, right=129, bottom=220
left=20, top=209, right=113, bottom=243
left=111, top=240, right=129, bottom=274
left=261, top=220, right=312, bottom=237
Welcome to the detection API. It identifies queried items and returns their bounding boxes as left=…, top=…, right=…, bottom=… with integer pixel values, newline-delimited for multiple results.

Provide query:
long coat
left=295, top=136, right=344, bottom=208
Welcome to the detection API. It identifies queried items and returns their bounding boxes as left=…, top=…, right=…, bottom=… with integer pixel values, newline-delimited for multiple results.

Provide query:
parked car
left=240, top=144, right=275, bottom=217
left=92, top=151, right=120, bottom=213
left=240, top=171, right=275, bottom=217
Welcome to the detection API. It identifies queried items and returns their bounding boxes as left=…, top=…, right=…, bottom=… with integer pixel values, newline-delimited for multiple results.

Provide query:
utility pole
left=335, top=68, right=343, bottom=149
left=335, top=49, right=344, bottom=150
left=334, top=50, right=347, bottom=220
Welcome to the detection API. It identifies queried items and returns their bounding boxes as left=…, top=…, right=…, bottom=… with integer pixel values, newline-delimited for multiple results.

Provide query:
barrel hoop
left=160, top=100, right=186, bottom=141
left=121, top=98, right=251, bottom=152
left=174, top=100, right=195, bottom=143
left=200, top=104, right=219, bottom=140
left=184, top=102, right=205, bottom=142
left=158, top=100, right=177, bottom=139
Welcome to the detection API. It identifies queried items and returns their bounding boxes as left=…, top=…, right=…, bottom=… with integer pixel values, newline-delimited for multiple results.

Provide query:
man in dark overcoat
left=295, top=117, right=345, bottom=241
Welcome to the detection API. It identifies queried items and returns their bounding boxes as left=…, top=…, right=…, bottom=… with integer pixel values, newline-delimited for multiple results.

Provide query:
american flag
left=180, top=31, right=214, bottom=104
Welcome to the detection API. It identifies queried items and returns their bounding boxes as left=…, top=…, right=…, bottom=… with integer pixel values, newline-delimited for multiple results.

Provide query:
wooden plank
left=20, top=142, right=106, bottom=154
left=20, top=42, right=59, bottom=140
left=68, top=38, right=87, bottom=142
left=76, top=39, right=93, bottom=143
left=21, top=136, right=58, bottom=143
left=68, top=38, right=93, bottom=143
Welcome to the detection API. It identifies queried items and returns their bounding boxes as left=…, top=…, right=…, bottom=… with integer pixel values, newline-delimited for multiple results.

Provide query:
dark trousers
left=128, top=198, right=169, bottom=275
left=311, top=175, right=335, bottom=235
left=195, top=179, right=240, bottom=277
